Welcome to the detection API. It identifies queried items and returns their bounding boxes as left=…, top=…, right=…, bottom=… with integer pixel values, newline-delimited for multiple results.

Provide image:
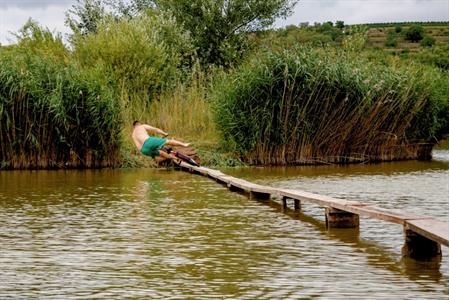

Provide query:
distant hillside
left=363, top=22, right=449, bottom=53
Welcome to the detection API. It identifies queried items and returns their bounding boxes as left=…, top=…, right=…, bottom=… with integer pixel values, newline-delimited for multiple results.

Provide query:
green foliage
left=385, top=31, right=397, bottom=47
left=157, top=0, right=298, bottom=67
left=72, top=11, right=194, bottom=99
left=420, top=35, right=436, bottom=48
left=404, top=24, right=425, bottom=42
left=212, top=47, right=449, bottom=165
left=416, top=44, right=449, bottom=70
left=336, top=21, right=345, bottom=30
left=395, top=24, right=402, bottom=33
left=316, top=21, right=341, bottom=41
left=342, top=26, right=368, bottom=52
left=66, top=0, right=298, bottom=68
left=65, top=0, right=106, bottom=35
left=11, top=19, right=69, bottom=60
left=0, top=27, right=122, bottom=169
left=255, top=26, right=333, bottom=51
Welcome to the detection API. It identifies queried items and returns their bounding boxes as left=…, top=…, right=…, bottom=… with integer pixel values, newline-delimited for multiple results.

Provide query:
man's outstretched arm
left=143, top=125, right=168, bottom=136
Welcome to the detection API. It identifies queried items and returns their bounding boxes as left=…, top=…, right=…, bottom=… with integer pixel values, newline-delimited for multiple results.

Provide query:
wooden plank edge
left=405, top=219, right=449, bottom=248
left=176, top=167, right=448, bottom=237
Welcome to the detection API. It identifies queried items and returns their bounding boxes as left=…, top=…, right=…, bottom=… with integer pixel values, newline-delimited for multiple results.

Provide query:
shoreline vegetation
left=1, top=1, right=448, bottom=169
left=212, top=47, right=448, bottom=165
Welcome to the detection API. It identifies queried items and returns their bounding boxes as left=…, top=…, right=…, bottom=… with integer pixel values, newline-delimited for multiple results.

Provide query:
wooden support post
left=282, top=196, right=288, bottom=209
left=402, top=228, right=442, bottom=261
left=250, top=191, right=270, bottom=200
left=325, top=207, right=359, bottom=228
left=294, top=199, right=301, bottom=211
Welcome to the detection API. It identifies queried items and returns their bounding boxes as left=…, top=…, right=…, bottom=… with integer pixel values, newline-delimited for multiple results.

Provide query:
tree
left=336, top=20, right=345, bottom=30
left=65, top=0, right=107, bottom=35
left=317, top=21, right=340, bottom=41
left=156, top=0, right=298, bottom=67
left=404, top=24, right=424, bottom=42
left=66, top=0, right=298, bottom=67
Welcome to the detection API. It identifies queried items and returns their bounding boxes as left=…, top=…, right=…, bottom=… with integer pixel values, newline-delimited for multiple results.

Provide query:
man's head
left=133, top=120, right=141, bottom=127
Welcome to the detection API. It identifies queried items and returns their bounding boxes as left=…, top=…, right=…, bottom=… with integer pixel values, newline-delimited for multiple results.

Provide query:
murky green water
left=1, top=151, right=448, bottom=299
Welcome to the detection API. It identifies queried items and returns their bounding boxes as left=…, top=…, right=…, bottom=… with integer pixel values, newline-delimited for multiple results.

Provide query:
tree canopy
left=66, top=0, right=298, bottom=67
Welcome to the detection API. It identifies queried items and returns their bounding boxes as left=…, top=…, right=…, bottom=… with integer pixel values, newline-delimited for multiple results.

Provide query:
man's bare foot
left=183, top=143, right=191, bottom=147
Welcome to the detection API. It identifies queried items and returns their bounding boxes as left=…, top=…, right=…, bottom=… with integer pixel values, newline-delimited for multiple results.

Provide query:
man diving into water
left=131, top=120, right=190, bottom=163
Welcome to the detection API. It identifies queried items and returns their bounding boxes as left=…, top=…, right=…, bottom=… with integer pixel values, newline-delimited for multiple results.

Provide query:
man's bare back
left=131, top=121, right=190, bottom=161
left=132, top=124, right=164, bottom=151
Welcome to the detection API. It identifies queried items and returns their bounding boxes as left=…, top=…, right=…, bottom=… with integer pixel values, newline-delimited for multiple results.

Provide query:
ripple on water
left=0, top=167, right=448, bottom=299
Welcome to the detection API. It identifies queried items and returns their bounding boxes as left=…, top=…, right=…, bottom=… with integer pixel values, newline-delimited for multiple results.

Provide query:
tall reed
left=212, top=46, right=449, bottom=165
left=0, top=46, right=121, bottom=169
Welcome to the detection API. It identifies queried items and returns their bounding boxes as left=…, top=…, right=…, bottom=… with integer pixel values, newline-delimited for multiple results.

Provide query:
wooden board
left=279, top=189, right=360, bottom=210
left=405, top=219, right=449, bottom=248
left=343, top=205, right=432, bottom=225
left=177, top=163, right=449, bottom=248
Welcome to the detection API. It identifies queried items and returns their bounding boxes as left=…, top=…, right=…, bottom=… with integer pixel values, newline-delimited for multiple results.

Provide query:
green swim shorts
left=141, top=137, right=166, bottom=157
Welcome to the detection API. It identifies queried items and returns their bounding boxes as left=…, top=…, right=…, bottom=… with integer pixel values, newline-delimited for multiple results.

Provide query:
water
left=1, top=151, right=448, bottom=299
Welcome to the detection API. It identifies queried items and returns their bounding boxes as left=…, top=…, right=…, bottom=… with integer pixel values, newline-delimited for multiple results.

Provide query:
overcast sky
left=1, top=0, right=449, bottom=45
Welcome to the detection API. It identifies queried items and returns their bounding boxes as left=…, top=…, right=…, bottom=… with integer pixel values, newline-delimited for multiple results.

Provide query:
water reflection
left=268, top=198, right=444, bottom=283
left=0, top=152, right=448, bottom=298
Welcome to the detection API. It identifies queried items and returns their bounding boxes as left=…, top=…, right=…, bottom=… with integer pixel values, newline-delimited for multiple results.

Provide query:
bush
left=416, top=44, right=449, bottom=70
left=404, top=24, right=424, bottom=42
left=420, top=35, right=436, bottom=47
left=385, top=31, right=397, bottom=47
left=72, top=11, right=194, bottom=100
left=212, top=47, right=449, bottom=165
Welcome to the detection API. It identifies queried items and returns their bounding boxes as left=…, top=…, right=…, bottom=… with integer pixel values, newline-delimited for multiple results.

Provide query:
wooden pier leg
left=401, top=228, right=442, bottom=261
left=250, top=191, right=270, bottom=200
left=325, top=207, right=359, bottom=228
left=294, top=199, right=301, bottom=211
left=282, top=196, right=288, bottom=209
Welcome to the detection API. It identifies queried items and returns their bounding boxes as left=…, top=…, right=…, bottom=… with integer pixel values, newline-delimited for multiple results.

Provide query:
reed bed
left=0, top=15, right=193, bottom=170
left=0, top=49, right=122, bottom=169
left=212, top=46, right=449, bottom=165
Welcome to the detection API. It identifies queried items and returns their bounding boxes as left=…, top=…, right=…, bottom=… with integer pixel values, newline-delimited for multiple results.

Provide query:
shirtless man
left=131, top=120, right=190, bottom=162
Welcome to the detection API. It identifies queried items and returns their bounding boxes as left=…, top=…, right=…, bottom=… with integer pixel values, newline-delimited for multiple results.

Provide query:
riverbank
left=1, top=20, right=449, bottom=170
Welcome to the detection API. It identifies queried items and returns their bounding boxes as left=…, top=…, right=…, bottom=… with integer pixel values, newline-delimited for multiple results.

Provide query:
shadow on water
left=249, top=195, right=444, bottom=283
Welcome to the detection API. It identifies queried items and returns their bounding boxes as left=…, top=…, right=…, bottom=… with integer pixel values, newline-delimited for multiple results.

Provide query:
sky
left=0, top=0, right=449, bottom=45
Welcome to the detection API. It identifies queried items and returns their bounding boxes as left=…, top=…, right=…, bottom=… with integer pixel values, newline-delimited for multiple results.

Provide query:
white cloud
left=0, top=4, right=71, bottom=45
left=276, top=0, right=449, bottom=26
left=0, top=0, right=74, bottom=9
left=0, top=0, right=448, bottom=45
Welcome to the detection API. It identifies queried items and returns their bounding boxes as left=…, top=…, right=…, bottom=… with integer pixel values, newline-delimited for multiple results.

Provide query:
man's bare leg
left=158, top=150, right=181, bottom=164
left=165, top=139, right=190, bottom=147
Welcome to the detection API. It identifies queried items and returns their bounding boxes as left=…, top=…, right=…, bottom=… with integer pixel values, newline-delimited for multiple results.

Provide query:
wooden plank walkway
left=176, top=162, right=449, bottom=258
